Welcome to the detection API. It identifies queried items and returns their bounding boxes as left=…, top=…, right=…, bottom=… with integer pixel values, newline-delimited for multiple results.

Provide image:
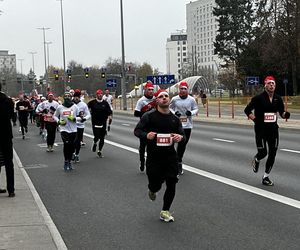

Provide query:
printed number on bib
left=264, top=113, right=276, bottom=123
left=62, top=110, right=71, bottom=116
left=156, top=134, right=172, bottom=146
left=180, top=116, right=188, bottom=126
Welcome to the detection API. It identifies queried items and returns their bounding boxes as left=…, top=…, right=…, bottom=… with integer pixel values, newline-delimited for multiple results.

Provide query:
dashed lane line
left=84, top=132, right=300, bottom=210
left=280, top=149, right=300, bottom=154
left=213, top=138, right=235, bottom=143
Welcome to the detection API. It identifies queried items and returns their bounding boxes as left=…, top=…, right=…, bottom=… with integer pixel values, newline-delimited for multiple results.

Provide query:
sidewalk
left=0, top=150, right=67, bottom=250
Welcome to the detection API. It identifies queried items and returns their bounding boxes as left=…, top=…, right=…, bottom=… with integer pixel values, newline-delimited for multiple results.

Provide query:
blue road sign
left=106, top=79, right=117, bottom=88
left=147, top=75, right=175, bottom=85
left=246, top=76, right=260, bottom=86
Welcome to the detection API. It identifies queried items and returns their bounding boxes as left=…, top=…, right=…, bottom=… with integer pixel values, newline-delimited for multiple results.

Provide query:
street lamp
left=57, top=0, right=67, bottom=91
left=120, top=0, right=127, bottom=110
left=37, top=27, right=50, bottom=87
left=45, top=42, right=52, bottom=71
left=28, top=51, right=37, bottom=90
left=17, top=58, right=24, bottom=93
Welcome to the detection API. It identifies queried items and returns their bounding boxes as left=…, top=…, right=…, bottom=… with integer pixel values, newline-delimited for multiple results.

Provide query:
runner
left=35, top=96, right=47, bottom=137
left=102, top=88, right=113, bottom=133
left=36, top=92, right=59, bottom=152
left=244, top=76, right=291, bottom=186
left=88, top=89, right=112, bottom=158
left=134, top=81, right=156, bottom=171
left=72, top=89, right=90, bottom=163
left=53, top=92, right=79, bottom=171
left=16, top=94, right=32, bottom=140
left=134, top=89, right=184, bottom=222
left=169, top=81, right=198, bottom=175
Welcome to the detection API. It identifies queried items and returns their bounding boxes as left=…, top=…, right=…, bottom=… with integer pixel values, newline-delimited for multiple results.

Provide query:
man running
left=169, top=81, right=198, bottom=175
left=16, top=94, right=32, bottom=139
left=134, top=89, right=184, bottom=222
left=36, top=92, right=59, bottom=152
left=72, top=89, right=90, bottom=163
left=134, top=81, right=156, bottom=171
left=102, top=88, right=113, bottom=133
left=53, top=92, right=79, bottom=171
left=88, top=89, right=112, bottom=158
left=244, top=76, right=290, bottom=186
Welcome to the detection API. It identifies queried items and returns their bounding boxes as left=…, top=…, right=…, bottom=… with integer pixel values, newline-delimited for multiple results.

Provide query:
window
left=178, top=58, right=180, bottom=62
left=183, top=58, right=187, bottom=62
left=178, top=64, right=181, bottom=68
left=183, top=52, right=186, bottom=56
left=178, top=47, right=180, bottom=51
left=183, top=47, right=186, bottom=51
left=183, top=41, right=186, bottom=45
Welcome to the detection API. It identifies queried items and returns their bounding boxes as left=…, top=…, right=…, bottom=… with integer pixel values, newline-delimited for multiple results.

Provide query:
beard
left=158, top=102, right=169, bottom=109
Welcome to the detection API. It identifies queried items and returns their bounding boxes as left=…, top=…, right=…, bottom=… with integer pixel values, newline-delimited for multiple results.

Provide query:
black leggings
left=19, top=115, right=28, bottom=135
left=139, top=139, right=146, bottom=163
left=45, top=122, right=57, bottom=146
left=148, top=175, right=178, bottom=211
left=92, top=126, right=106, bottom=151
left=255, top=129, right=279, bottom=174
left=74, top=127, right=84, bottom=155
left=177, top=128, right=191, bottom=163
left=61, top=132, right=77, bottom=162
left=0, top=141, right=14, bottom=194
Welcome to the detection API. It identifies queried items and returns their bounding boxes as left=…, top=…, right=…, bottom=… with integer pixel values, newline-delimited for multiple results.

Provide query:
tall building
left=186, top=0, right=221, bottom=75
left=0, top=50, right=16, bottom=73
left=166, top=31, right=188, bottom=81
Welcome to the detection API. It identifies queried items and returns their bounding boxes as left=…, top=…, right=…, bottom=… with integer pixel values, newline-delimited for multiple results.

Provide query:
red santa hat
left=144, top=81, right=154, bottom=89
left=96, top=89, right=103, bottom=95
left=154, top=89, right=169, bottom=98
left=264, top=76, right=276, bottom=85
left=47, top=92, right=54, bottom=96
left=179, top=81, right=188, bottom=89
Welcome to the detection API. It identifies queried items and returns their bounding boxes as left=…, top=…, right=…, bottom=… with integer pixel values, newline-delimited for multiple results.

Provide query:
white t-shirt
left=75, top=101, right=91, bottom=128
left=53, top=104, right=79, bottom=133
left=102, top=94, right=113, bottom=110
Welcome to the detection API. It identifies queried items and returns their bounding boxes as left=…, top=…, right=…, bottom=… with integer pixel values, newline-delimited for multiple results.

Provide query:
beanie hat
left=144, top=81, right=154, bottom=89
left=73, top=91, right=81, bottom=98
left=264, top=76, right=276, bottom=85
left=154, top=89, right=169, bottom=98
left=47, top=92, right=54, bottom=96
left=179, top=81, right=188, bottom=89
left=96, top=89, right=103, bottom=95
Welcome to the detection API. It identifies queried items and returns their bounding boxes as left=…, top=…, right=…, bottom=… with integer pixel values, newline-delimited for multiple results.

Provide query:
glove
left=185, top=110, right=192, bottom=116
left=80, top=118, right=86, bottom=123
left=67, top=114, right=76, bottom=122
left=58, top=119, right=66, bottom=126
left=284, top=111, right=290, bottom=119
left=175, top=111, right=181, bottom=117
left=42, top=109, right=48, bottom=114
left=50, top=106, right=56, bottom=112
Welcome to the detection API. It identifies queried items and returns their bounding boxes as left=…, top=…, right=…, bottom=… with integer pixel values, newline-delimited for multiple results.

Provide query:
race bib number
left=19, top=106, right=25, bottom=110
left=156, top=134, right=172, bottom=146
left=44, top=115, right=54, bottom=122
left=62, top=110, right=71, bottom=116
left=180, top=116, right=188, bottom=126
left=264, top=113, right=276, bottom=123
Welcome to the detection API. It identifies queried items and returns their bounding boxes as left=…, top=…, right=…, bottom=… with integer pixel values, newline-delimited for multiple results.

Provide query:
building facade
left=0, top=50, right=16, bottom=73
left=166, top=31, right=188, bottom=81
left=186, top=0, right=221, bottom=75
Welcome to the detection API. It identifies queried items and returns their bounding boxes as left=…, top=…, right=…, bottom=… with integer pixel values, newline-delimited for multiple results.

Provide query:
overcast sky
left=0, top=0, right=191, bottom=77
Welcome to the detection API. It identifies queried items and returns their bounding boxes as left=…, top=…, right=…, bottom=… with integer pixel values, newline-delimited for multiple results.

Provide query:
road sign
left=283, top=78, right=288, bottom=84
left=246, top=76, right=260, bottom=86
left=147, top=75, right=175, bottom=85
left=106, top=79, right=117, bottom=88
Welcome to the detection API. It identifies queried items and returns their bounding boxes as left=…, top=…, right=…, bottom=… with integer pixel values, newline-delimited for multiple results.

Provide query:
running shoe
left=160, top=210, right=174, bottom=222
left=91, top=143, right=97, bottom=152
left=69, top=162, right=74, bottom=170
left=74, top=155, right=80, bottom=163
left=64, top=161, right=69, bottom=171
left=262, top=177, right=274, bottom=186
left=0, top=189, right=6, bottom=193
left=80, top=141, right=86, bottom=147
left=178, top=163, right=184, bottom=175
left=252, top=158, right=259, bottom=173
left=148, top=190, right=156, bottom=201
left=97, top=150, right=103, bottom=158
left=71, top=153, right=76, bottom=161
left=8, top=192, right=15, bottom=197
left=49, top=146, right=54, bottom=152
left=22, top=135, right=25, bottom=140
left=25, top=127, right=28, bottom=133
left=46, top=146, right=51, bottom=152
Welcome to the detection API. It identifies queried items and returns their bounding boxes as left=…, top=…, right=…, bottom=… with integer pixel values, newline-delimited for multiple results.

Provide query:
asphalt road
left=13, top=115, right=300, bottom=250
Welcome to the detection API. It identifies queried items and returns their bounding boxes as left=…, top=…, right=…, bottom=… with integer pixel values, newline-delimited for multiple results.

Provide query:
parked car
left=117, top=93, right=132, bottom=99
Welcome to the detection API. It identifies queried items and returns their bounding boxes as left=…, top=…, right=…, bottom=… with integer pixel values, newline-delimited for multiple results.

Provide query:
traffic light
left=54, top=70, right=59, bottom=81
left=84, top=68, right=89, bottom=78
left=101, top=72, right=106, bottom=78
left=67, top=69, right=72, bottom=81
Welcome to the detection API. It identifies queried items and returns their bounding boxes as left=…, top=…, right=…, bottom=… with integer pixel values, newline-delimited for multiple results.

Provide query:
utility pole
left=58, top=0, right=67, bottom=91
left=28, top=52, right=37, bottom=90
left=18, top=58, right=24, bottom=93
left=120, top=0, right=127, bottom=110
left=37, top=27, right=50, bottom=89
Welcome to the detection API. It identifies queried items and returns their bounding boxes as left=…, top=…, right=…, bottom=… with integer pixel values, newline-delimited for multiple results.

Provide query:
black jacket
left=0, top=92, right=14, bottom=140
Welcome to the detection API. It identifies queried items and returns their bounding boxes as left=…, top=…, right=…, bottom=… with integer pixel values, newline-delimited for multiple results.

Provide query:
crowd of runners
left=0, top=75, right=291, bottom=222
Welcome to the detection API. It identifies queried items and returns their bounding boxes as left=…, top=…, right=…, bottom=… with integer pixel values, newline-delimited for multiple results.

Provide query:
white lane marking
left=84, top=132, right=300, bottom=210
left=13, top=149, right=68, bottom=250
left=213, top=138, right=235, bottom=143
left=121, top=123, right=131, bottom=127
left=281, top=149, right=300, bottom=154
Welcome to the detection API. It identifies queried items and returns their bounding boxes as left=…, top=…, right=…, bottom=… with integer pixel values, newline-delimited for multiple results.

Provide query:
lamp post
left=37, top=27, right=50, bottom=87
left=28, top=51, right=37, bottom=90
left=45, top=42, right=52, bottom=71
left=120, top=0, right=127, bottom=110
left=57, top=0, right=67, bottom=91
left=18, top=58, right=24, bottom=93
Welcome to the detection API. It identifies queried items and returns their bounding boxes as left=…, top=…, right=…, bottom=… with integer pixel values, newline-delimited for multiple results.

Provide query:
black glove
left=284, top=111, right=290, bottom=119
left=42, top=108, right=48, bottom=114
left=81, top=118, right=86, bottom=123
left=185, top=110, right=192, bottom=116
left=50, top=106, right=56, bottom=112
left=175, top=111, right=181, bottom=117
